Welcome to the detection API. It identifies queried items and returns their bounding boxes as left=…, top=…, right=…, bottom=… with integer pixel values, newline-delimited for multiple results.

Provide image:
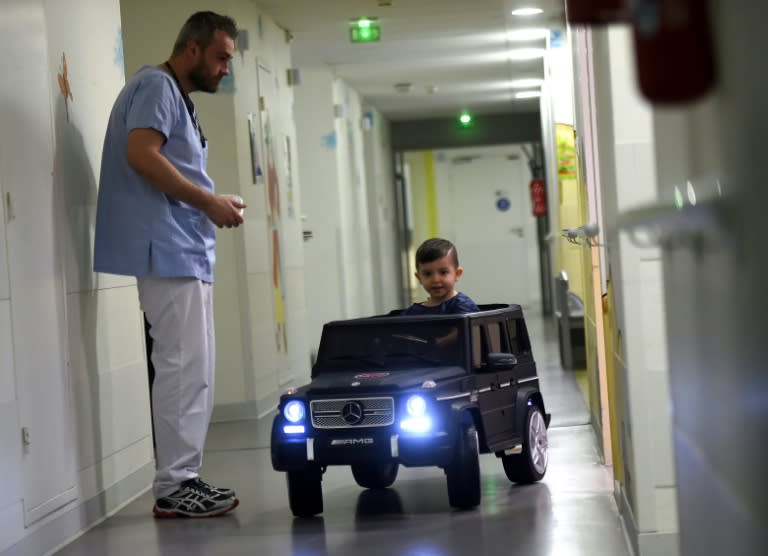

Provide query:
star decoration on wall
left=57, top=52, right=74, bottom=121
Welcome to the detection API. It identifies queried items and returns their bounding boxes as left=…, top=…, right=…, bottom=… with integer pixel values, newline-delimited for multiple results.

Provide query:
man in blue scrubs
left=94, top=11, right=245, bottom=518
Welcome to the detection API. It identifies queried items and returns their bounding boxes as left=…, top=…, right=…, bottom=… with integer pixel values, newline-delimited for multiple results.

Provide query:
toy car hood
left=305, top=366, right=466, bottom=393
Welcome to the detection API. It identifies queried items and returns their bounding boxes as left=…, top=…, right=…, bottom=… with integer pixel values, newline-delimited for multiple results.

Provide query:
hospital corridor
left=0, top=1, right=765, bottom=556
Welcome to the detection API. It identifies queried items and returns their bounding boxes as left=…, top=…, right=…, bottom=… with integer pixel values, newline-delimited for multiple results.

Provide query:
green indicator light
left=674, top=186, right=684, bottom=211
left=458, top=110, right=473, bottom=127
left=350, top=17, right=381, bottom=43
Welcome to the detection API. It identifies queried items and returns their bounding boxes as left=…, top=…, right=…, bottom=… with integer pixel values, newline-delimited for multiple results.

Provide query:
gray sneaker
left=153, top=478, right=239, bottom=518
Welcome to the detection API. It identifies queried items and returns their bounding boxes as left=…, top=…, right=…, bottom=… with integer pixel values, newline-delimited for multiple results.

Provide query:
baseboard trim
left=1, top=462, right=153, bottom=556
left=615, top=482, right=640, bottom=556
left=614, top=482, right=679, bottom=556
left=638, top=530, right=679, bottom=556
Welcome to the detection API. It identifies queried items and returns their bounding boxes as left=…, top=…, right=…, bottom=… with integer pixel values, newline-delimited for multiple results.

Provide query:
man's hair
left=415, top=238, right=459, bottom=268
left=172, top=11, right=238, bottom=56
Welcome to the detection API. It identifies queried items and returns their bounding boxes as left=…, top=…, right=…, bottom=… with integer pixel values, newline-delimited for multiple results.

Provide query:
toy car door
left=471, top=321, right=517, bottom=448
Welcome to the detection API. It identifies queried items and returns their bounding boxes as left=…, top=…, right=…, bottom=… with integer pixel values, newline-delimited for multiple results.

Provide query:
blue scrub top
left=94, top=65, right=216, bottom=282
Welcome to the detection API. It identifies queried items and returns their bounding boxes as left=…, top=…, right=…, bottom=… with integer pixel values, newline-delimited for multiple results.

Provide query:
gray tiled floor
left=55, top=311, right=631, bottom=556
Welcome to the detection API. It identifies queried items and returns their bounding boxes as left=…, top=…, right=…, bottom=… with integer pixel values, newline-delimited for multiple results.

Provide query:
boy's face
left=414, top=255, right=463, bottom=304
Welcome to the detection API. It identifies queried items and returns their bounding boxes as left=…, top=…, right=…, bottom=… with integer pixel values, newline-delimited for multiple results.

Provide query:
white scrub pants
left=138, top=276, right=215, bottom=499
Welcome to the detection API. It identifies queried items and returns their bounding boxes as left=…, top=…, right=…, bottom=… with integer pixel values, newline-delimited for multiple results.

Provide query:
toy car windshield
left=314, top=318, right=466, bottom=372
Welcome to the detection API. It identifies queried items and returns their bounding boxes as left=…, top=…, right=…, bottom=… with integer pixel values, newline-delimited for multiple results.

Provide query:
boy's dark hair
left=415, top=238, right=459, bottom=268
left=172, top=11, right=238, bottom=56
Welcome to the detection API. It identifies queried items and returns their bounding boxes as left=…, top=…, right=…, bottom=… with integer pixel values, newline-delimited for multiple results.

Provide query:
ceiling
left=253, top=0, right=566, bottom=121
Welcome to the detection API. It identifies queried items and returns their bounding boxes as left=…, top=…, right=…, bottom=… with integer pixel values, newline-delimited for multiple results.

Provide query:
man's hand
left=203, top=194, right=246, bottom=228
left=126, top=129, right=246, bottom=228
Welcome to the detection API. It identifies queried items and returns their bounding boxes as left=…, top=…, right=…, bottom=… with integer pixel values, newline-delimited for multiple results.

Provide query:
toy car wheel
left=502, top=405, right=548, bottom=483
left=287, top=466, right=323, bottom=517
left=351, top=462, right=399, bottom=489
left=445, top=423, right=481, bottom=509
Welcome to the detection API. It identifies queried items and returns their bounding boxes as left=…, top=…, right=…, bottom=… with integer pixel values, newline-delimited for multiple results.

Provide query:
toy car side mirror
left=486, top=352, right=517, bottom=369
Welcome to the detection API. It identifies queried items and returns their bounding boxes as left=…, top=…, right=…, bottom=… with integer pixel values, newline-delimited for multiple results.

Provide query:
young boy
left=403, top=238, right=480, bottom=315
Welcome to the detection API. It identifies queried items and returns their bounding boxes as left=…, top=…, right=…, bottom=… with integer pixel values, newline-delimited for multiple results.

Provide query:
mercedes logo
left=341, top=401, right=364, bottom=425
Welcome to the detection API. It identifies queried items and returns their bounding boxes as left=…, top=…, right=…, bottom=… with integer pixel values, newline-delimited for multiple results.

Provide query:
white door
left=0, top=0, right=76, bottom=525
left=449, top=154, right=531, bottom=306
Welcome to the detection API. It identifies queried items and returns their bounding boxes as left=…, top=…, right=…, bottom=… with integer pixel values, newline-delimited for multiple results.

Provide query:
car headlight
left=283, top=400, right=305, bottom=423
left=401, top=395, right=432, bottom=433
left=406, top=395, right=427, bottom=417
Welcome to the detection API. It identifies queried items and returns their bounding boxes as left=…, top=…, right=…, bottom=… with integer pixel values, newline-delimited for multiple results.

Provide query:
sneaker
left=153, top=478, right=239, bottom=518
left=194, top=477, right=236, bottom=499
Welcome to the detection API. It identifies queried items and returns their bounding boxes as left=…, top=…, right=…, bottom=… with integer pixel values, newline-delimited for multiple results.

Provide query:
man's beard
left=189, top=62, right=218, bottom=93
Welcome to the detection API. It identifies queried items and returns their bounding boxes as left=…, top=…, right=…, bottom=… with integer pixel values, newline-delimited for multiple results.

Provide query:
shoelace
left=195, top=478, right=226, bottom=493
left=184, top=478, right=231, bottom=498
left=182, top=478, right=216, bottom=497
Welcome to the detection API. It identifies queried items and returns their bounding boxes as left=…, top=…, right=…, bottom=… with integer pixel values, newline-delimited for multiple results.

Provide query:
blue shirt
left=94, top=65, right=217, bottom=282
left=402, top=292, right=480, bottom=315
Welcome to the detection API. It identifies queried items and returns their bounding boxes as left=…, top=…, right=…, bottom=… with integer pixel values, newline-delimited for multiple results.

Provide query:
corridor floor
left=54, top=311, right=631, bottom=556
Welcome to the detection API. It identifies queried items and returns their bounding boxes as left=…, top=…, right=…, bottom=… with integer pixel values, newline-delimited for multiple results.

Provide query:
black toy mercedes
left=271, top=304, right=550, bottom=517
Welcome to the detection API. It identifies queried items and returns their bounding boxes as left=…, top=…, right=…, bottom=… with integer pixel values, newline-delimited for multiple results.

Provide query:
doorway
left=401, top=145, right=540, bottom=308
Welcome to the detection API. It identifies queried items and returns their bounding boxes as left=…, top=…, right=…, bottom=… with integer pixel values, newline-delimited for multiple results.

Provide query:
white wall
left=48, top=0, right=154, bottom=505
left=588, top=26, right=677, bottom=556
left=0, top=0, right=154, bottom=553
left=651, top=1, right=767, bottom=553
left=294, top=69, right=400, bottom=351
left=226, top=3, right=310, bottom=412
left=587, top=4, right=768, bottom=554
left=293, top=68, right=344, bottom=351
left=362, top=107, right=401, bottom=314
left=333, top=80, right=376, bottom=319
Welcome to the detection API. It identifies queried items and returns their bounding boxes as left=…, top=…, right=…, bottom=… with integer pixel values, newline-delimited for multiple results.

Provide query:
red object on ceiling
left=631, top=0, right=716, bottom=103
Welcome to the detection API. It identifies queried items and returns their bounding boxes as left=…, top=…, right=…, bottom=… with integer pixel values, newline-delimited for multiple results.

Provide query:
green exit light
left=458, top=110, right=473, bottom=128
left=350, top=17, right=381, bottom=43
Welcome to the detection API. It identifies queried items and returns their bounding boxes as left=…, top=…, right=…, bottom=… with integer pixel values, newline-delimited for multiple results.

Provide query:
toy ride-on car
left=270, top=304, right=550, bottom=517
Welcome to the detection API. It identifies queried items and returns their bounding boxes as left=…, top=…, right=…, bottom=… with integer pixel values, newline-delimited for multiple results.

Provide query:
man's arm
left=126, top=128, right=244, bottom=228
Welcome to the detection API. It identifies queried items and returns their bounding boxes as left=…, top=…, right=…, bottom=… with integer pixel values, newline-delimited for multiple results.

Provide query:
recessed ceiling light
left=512, top=7, right=544, bottom=17
left=510, top=78, right=544, bottom=88
left=514, top=90, right=542, bottom=99
left=507, top=48, right=546, bottom=60
left=507, top=28, right=549, bottom=41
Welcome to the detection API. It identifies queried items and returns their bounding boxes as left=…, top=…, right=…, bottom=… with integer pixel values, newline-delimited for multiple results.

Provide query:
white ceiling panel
left=253, top=0, right=565, bottom=120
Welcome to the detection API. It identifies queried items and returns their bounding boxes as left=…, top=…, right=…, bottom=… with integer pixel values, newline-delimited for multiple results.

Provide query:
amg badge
left=331, top=438, right=374, bottom=446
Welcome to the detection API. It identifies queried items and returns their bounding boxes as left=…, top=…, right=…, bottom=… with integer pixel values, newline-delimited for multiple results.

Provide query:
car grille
left=310, top=397, right=395, bottom=429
